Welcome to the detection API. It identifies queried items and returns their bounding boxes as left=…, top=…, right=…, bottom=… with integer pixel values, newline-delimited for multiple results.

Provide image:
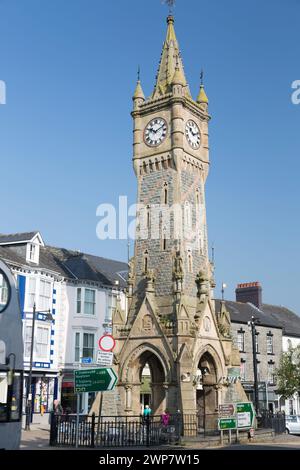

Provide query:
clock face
left=144, top=118, right=167, bottom=147
left=185, top=120, right=201, bottom=149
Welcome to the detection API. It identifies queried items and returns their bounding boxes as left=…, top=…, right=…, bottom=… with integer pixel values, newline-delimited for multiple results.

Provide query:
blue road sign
left=81, top=357, right=92, bottom=364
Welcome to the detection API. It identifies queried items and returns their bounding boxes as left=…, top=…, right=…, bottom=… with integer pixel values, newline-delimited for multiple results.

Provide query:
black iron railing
left=183, top=413, right=219, bottom=437
left=258, top=410, right=286, bottom=434
left=50, top=413, right=181, bottom=448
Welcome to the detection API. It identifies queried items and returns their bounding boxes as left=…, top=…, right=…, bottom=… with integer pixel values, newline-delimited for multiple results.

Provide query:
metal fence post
left=91, top=413, right=95, bottom=448
left=49, top=411, right=56, bottom=446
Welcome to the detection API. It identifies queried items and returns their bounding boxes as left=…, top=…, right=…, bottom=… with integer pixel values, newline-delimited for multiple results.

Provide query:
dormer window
left=29, top=244, right=36, bottom=261
left=26, top=243, right=39, bottom=264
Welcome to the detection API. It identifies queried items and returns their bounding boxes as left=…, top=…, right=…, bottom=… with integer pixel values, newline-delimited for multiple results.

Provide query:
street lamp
left=248, top=316, right=260, bottom=416
left=221, top=282, right=227, bottom=301
left=25, top=302, right=53, bottom=430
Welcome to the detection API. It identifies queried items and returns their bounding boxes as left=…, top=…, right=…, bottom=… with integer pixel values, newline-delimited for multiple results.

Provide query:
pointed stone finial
left=133, top=66, right=145, bottom=101
left=197, top=70, right=209, bottom=105
left=172, top=57, right=185, bottom=86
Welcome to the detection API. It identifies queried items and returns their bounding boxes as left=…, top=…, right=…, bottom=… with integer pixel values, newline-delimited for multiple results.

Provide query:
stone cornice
left=132, top=94, right=210, bottom=122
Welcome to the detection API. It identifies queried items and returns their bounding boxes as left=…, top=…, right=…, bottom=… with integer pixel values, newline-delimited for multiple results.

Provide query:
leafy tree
left=276, top=345, right=300, bottom=399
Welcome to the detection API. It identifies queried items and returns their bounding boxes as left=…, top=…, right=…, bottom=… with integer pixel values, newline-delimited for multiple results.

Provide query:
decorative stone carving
left=173, top=251, right=183, bottom=280
left=145, top=269, right=156, bottom=292
left=195, top=269, right=209, bottom=297
left=208, top=261, right=216, bottom=289
left=142, top=314, right=153, bottom=331
left=218, top=301, right=231, bottom=339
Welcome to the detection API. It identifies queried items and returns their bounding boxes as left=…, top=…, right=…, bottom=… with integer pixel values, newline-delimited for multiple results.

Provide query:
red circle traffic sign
left=98, top=334, right=116, bottom=352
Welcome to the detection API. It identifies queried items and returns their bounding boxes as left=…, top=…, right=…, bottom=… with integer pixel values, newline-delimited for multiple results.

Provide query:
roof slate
left=0, top=232, right=38, bottom=244
left=262, top=303, right=300, bottom=337
left=0, top=242, right=128, bottom=289
left=215, top=299, right=282, bottom=329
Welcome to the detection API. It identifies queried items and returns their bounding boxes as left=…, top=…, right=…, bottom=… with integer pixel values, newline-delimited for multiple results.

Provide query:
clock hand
left=155, top=124, right=164, bottom=133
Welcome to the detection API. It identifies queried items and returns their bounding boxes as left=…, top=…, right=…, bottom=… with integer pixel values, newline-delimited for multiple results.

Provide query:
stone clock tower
left=101, top=15, right=247, bottom=423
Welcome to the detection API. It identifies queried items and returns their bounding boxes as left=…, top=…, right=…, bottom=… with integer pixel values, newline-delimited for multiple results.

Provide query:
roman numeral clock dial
left=185, top=119, right=201, bottom=149
left=144, top=118, right=167, bottom=146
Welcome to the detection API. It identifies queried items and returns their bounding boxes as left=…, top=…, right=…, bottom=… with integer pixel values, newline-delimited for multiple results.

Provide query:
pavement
left=187, top=433, right=300, bottom=450
left=20, top=422, right=52, bottom=450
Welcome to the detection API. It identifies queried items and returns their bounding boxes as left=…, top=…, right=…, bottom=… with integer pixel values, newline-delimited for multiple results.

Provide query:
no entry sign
left=98, top=334, right=116, bottom=352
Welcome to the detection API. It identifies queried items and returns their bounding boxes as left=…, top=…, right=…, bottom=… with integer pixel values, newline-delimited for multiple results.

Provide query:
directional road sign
left=236, top=402, right=255, bottom=428
left=74, top=368, right=118, bottom=393
left=219, top=403, right=235, bottom=418
left=218, top=418, right=237, bottom=430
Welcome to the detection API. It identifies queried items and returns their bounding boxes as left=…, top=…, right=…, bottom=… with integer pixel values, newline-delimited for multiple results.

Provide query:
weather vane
left=163, top=0, right=176, bottom=15
left=200, top=69, right=204, bottom=86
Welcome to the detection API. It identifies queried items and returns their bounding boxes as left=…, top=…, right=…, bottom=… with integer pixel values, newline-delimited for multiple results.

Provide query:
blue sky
left=0, top=0, right=299, bottom=312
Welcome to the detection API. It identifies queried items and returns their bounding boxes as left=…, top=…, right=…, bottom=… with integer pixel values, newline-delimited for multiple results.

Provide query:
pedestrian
left=50, top=400, right=63, bottom=445
left=161, top=409, right=170, bottom=427
left=143, top=404, right=152, bottom=423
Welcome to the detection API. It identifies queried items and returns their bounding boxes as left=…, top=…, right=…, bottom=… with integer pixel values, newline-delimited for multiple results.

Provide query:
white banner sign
left=96, top=350, right=114, bottom=366
left=237, top=412, right=251, bottom=428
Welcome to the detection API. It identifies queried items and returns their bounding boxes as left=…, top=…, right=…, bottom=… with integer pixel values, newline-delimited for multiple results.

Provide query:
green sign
left=74, top=368, right=118, bottom=393
left=218, top=418, right=237, bottom=430
left=236, top=402, right=255, bottom=428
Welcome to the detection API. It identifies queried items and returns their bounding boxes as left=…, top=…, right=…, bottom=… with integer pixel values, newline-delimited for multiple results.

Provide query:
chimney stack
left=235, top=282, right=262, bottom=310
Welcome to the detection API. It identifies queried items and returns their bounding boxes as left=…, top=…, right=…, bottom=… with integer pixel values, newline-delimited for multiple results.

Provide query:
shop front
left=23, top=373, right=58, bottom=415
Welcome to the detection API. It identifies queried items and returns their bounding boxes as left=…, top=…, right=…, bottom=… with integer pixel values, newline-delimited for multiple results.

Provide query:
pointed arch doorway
left=196, top=352, right=219, bottom=433
left=126, top=348, right=167, bottom=416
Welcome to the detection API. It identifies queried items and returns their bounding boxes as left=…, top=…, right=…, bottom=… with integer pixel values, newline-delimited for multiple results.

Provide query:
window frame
left=237, top=330, right=245, bottom=352
left=267, top=361, right=276, bottom=385
left=74, top=331, right=95, bottom=363
left=82, top=333, right=95, bottom=361
left=74, top=332, right=80, bottom=362
left=23, top=322, right=51, bottom=362
left=267, top=333, right=274, bottom=354
left=84, top=288, right=96, bottom=315
left=35, top=325, right=50, bottom=361
left=76, top=287, right=96, bottom=316
left=38, top=279, right=52, bottom=311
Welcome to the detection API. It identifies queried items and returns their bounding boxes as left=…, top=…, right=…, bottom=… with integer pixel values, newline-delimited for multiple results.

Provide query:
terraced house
left=0, top=231, right=127, bottom=419
left=217, top=282, right=300, bottom=413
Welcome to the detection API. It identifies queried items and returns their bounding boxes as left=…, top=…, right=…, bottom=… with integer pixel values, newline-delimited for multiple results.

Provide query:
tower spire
left=152, top=15, right=190, bottom=98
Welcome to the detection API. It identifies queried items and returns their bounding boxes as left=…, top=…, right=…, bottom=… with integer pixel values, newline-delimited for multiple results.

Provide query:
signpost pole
left=96, top=392, right=103, bottom=446
left=229, top=429, right=232, bottom=444
left=75, top=393, right=80, bottom=448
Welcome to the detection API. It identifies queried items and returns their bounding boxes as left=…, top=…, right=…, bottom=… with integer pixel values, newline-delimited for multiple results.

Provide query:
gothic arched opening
left=130, top=350, right=166, bottom=416
left=196, top=352, right=218, bottom=432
